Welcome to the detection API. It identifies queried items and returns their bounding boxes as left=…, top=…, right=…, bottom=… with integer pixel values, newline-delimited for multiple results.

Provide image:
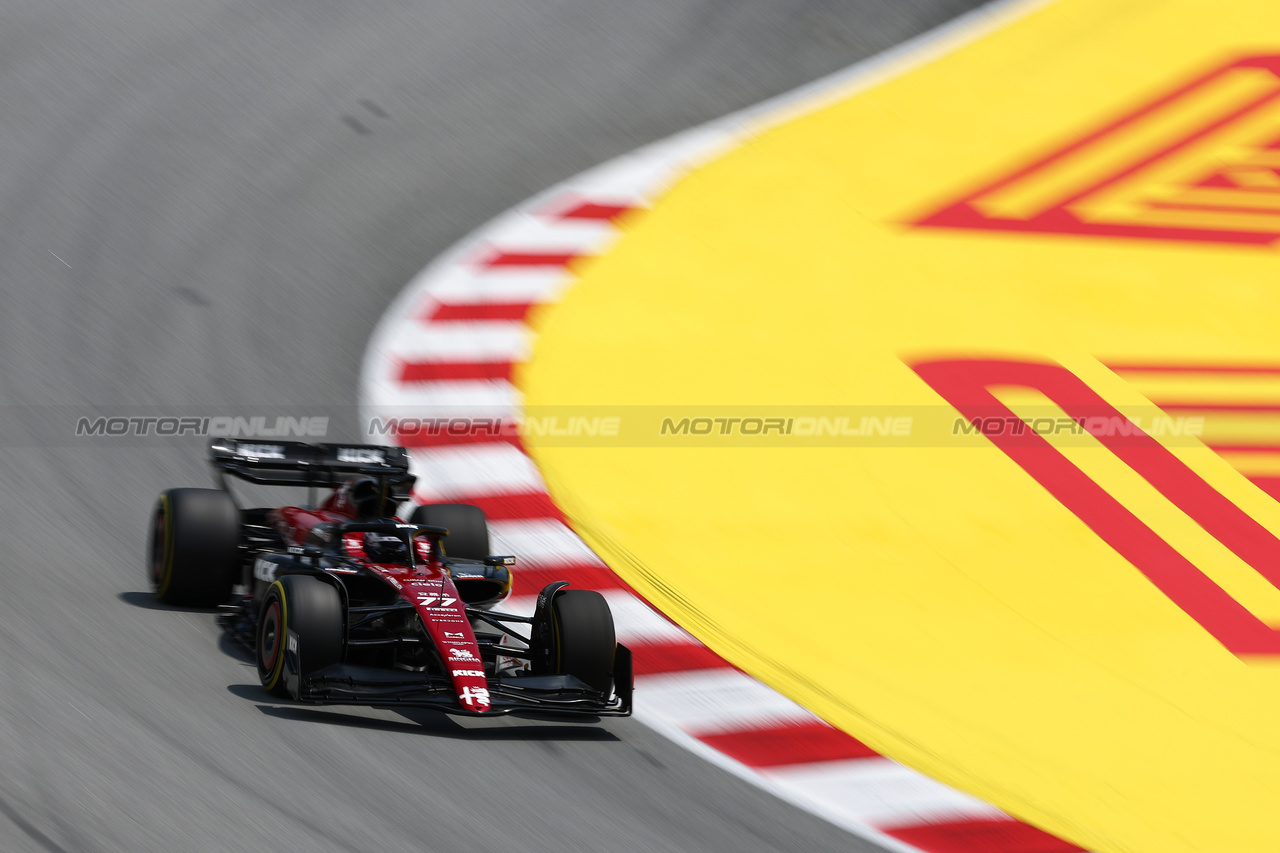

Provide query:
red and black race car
left=148, top=440, right=631, bottom=717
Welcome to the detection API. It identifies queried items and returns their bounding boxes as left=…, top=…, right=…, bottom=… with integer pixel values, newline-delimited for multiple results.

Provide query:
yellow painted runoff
left=519, top=1, right=1280, bottom=850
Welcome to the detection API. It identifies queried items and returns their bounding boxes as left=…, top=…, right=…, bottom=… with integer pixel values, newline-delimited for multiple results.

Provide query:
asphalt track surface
left=0, top=2, right=986, bottom=851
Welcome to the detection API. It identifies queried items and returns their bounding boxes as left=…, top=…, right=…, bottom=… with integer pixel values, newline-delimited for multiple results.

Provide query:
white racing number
left=459, top=686, right=490, bottom=707
left=416, top=593, right=457, bottom=609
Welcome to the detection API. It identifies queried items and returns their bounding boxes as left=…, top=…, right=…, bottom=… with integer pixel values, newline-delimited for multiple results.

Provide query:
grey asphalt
left=0, top=1, right=986, bottom=851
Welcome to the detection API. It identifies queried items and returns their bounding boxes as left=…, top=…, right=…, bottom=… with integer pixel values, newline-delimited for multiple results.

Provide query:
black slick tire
left=149, top=488, right=239, bottom=607
left=409, top=503, right=489, bottom=559
left=256, top=575, right=343, bottom=698
left=550, top=590, right=616, bottom=694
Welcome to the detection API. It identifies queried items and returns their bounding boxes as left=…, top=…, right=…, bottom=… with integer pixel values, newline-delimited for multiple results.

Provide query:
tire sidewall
left=255, top=575, right=343, bottom=698
left=149, top=494, right=174, bottom=597
left=550, top=589, right=616, bottom=694
left=148, top=488, right=239, bottom=607
left=257, top=583, right=288, bottom=694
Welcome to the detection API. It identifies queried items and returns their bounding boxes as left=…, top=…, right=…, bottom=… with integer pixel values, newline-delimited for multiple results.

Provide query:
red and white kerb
left=361, top=13, right=1091, bottom=847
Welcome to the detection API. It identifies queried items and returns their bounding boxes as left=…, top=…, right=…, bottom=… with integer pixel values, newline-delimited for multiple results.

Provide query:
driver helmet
left=363, top=532, right=407, bottom=564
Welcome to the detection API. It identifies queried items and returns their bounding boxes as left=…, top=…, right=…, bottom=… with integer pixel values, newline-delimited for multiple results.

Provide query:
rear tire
left=409, top=503, right=489, bottom=559
left=256, top=575, right=343, bottom=698
left=149, top=488, right=239, bottom=607
left=551, top=590, right=616, bottom=694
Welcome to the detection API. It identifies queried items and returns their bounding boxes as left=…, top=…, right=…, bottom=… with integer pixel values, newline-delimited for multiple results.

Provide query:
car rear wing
left=210, top=440, right=415, bottom=492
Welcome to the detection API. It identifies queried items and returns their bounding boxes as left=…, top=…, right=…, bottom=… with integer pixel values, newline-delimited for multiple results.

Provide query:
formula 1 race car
left=147, top=440, right=631, bottom=717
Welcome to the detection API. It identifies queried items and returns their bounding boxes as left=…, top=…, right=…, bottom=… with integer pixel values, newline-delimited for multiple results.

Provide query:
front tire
left=149, top=488, right=239, bottom=607
left=550, top=590, right=616, bottom=694
left=256, top=575, right=343, bottom=698
left=409, top=503, right=489, bottom=559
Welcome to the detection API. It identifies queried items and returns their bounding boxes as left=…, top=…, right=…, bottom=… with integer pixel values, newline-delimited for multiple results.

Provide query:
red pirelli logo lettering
left=915, top=56, right=1280, bottom=245
left=911, top=358, right=1280, bottom=657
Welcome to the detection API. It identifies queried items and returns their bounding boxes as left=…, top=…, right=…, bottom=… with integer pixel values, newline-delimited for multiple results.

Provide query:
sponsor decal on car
left=336, top=447, right=385, bottom=465
left=253, top=558, right=276, bottom=582
left=237, top=443, right=286, bottom=459
left=448, top=648, right=478, bottom=662
left=452, top=670, right=486, bottom=678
